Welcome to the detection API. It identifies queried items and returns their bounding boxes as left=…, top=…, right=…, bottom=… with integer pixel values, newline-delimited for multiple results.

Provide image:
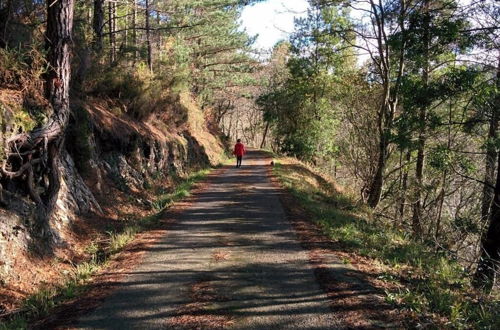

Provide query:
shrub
left=91, top=63, right=172, bottom=120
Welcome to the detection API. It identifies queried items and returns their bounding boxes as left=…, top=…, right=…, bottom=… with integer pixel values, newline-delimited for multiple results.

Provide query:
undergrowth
left=0, top=168, right=212, bottom=330
left=0, top=46, right=46, bottom=88
left=273, top=158, right=500, bottom=329
left=91, top=63, right=169, bottom=120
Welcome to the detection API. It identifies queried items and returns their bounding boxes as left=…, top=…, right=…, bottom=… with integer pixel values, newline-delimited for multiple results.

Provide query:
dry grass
left=276, top=157, right=343, bottom=194
left=180, top=92, right=225, bottom=166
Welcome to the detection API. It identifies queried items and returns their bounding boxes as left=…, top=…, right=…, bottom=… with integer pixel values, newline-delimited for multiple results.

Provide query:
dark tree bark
left=40, top=0, right=74, bottom=234
left=45, top=0, right=74, bottom=127
left=93, top=0, right=104, bottom=52
left=474, top=152, right=500, bottom=292
left=368, top=126, right=389, bottom=208
left=411, top=0, right=430, bottom=237
left=1, top=0, right=74, bottom=239
left=1, top=0, right=12, bottom=45
left=108, top=0, right=116, bottom=63
left=398, top=150, right=411, bottom=221
left=260, top=122, right=270, bottom=149
left=481, top=57, right=500, bottom=221
left=482, top=118, right=498, bottom=220
left=132, top=0, right=137, bottom=63
left=474, top=53, right=500, bottom=292
left=145, top=0, right=153, bottom=71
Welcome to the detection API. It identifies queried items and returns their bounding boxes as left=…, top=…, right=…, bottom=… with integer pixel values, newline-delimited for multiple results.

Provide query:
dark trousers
left=236, top=156, right=242, bottom=167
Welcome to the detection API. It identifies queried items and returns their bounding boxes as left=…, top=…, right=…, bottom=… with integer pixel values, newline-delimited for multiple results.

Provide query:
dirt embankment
left=0, top=90, right=224, bottom=313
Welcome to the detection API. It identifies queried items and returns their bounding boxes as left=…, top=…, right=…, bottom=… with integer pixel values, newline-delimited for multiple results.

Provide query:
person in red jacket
left=233, top=139, right=246, bottom=168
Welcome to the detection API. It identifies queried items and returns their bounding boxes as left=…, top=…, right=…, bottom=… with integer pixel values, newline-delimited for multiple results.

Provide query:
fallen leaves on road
left=167, top=278, right=233, bottom=329
left=212, top=250, right=230, bottom=262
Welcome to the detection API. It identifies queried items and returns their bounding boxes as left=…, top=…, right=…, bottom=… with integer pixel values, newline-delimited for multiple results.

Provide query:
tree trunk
left=411, top=0, right=430, bottom=237
left=1, top=0, right=12, bottom=45
left=474, top=152, right=500, bottom=292
left=0, top=0, right=72, bottom=221
left=108, top=1, right=116, bottom=63
left=45, top=0, right=74, bottom=129
left=0, top=0, right=76, bottom=239
left=474, top=52, right=500, bottom=292
left=124, top=2, right=129, bottom=50
left=367, top=135, right=387, bottom=208
left=260, top=122, right=270, bottom=149
left=481, top=56, right=500, bottom=222
left=365, top=0, right=405, bottom=209
left=132, top=0, right=137, bottom=63
left=92, top=0, right=104, bottom=52
left=367, top=99, right=392, bottom=208
left=42, top=0, right=74, bottom=224
left=435, top=169, right=447, bottom=239
left=145, top=0, right=153, bottom=72
left=412, top=134, right=426, bottom=235
left=398, top=150, right=411, bottom=222
left=482, top=119, right=498, bottom=220
left=156, top=0, right=161, bottom=58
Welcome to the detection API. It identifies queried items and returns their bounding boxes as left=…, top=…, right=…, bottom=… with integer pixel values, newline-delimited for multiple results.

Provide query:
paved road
left=77, top=150, right=341, bottom=329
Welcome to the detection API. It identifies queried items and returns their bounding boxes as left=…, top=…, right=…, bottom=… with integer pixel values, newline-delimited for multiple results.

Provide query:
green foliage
left=91, top=64, right=170, bottom=120
left=107, top=226, right=139, bottom=254
left=258, top=3, right=353, bottom=162
left=428, top=144, right=453, bottom=170
left=0, top=47, right=46, bottom=87
left=0, top=316, right=28, bottom=330
left=159, top=37, right=191, bottom=93
left=12, top=107, right=38, bottom=132
left=93, top=67, right=144, bottom=100
left=74, top=261, right=100, bottom=282
left=22, top=287, right=58, bottom=318
left=151, top=168, right=209, bottom=212
left=273, top=158, right=500, bottom=328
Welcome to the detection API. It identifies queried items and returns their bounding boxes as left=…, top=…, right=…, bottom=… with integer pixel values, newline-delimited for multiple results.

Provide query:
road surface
left=77, top=150, right=341, bottom=329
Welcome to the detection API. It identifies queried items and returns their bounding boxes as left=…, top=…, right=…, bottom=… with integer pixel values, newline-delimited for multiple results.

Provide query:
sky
left=239, top=0, right=310, bottom=51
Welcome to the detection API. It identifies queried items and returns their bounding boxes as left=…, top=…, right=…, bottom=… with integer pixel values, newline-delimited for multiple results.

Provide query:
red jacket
left=233, top=142, right=246, bottom=156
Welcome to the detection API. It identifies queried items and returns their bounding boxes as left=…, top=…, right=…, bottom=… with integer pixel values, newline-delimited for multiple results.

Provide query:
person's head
left=237, top=139, right=241, bottom=143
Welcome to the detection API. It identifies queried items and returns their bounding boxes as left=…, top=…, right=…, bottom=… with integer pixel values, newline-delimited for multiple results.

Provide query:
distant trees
left=258, top=3, right=353, bottom=163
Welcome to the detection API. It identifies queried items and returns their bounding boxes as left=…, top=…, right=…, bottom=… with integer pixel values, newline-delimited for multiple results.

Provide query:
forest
left=0, top=0, right=499, bottom=328
left=255, top=0, right=500, bottom=292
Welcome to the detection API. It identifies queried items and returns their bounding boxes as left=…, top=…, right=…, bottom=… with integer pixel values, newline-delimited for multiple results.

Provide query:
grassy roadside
left=272, top=156, right=500, bottom=328
left=0, top=167, right=214, bottom=330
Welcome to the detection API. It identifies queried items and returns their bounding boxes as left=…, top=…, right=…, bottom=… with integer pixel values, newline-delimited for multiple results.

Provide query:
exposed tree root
left=0, top=0, right=75, bottom=244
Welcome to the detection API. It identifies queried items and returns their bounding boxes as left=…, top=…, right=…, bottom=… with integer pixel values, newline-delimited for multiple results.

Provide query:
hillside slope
left=0, top=88, right=224, bottom=312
